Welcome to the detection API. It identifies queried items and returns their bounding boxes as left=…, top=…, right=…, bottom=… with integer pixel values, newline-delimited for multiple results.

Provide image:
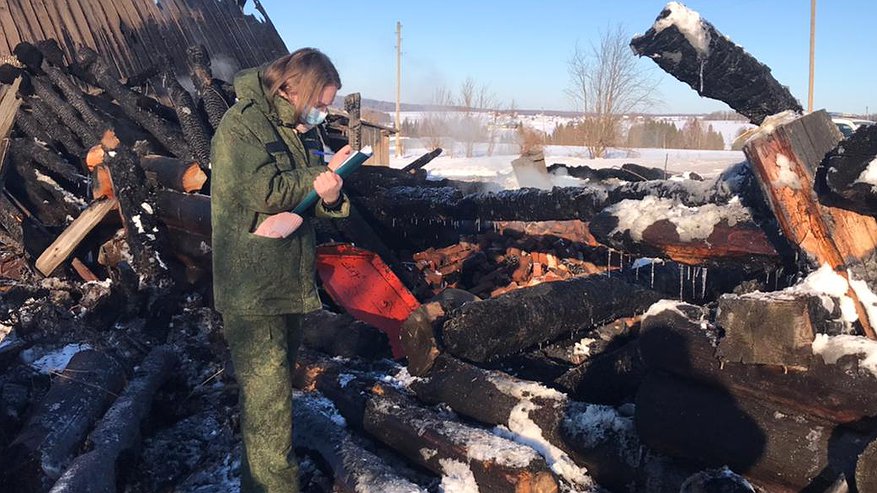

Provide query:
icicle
left=701, top=267, right=708, bottom=300
left=635, top=265, right=640, bottom=281
left=650, top=261, right=656, bottom=289
left=679, top=264, right=684, bottom=300
left=606, top=250, right=612, bottom=278
left=691, top=266, right=697, bottom=296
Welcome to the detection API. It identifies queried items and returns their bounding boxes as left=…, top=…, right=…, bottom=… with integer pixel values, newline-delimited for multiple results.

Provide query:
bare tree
left=456, top=77, right=496, bottom=158
left=421, top=86, right=454, bottom=154
left=567, top=25, right=658, bottom=158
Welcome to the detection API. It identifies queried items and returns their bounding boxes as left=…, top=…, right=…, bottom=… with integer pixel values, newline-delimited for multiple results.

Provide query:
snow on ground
left=20, top=343, right=92, bottom=374
left=389, top=138, right=746, bottom=189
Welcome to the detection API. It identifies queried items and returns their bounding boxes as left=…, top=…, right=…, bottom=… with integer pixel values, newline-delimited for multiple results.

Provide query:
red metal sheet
left=316, top=244, right=420, bottom=358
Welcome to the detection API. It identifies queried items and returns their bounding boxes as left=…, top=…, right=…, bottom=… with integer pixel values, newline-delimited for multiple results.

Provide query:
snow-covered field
left=388, top=138, right=746, bottom=189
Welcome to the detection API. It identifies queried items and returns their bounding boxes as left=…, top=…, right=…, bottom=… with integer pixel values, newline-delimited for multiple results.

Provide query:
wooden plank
left=35, top=197, right=118, bottom=276
left=63, top=0, right=100, bottom=56
left=16, top=0, right=48, bottom=42
left=0, top=77, right=22, bottom=189
left=28, top=0, right=67, bottom=49
left=743, top=110, right=877, bottom=337
left=6, top=1, right=35, bottom=46
left=0, top=2, right=23, bottom=52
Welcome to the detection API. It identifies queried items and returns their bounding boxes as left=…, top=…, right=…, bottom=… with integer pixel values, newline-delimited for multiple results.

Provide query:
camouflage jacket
left=210, top=68, right=349, bottom=315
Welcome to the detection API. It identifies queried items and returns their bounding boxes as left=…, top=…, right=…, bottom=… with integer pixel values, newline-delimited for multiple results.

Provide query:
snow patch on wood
left=812, top=333, right=877, bottom=378
left=855, top=158, right=877, bottom=192
left=775, top=154, right=802, bottom=190
left=606, top=195, right=751, bottom=242
left=654, top=2, right=711, bottom=57
left=438, top=458, right=479, bottom=493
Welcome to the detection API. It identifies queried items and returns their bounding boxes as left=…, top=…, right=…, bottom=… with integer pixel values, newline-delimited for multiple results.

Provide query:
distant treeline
left=550, top=118, right=726, bottom=150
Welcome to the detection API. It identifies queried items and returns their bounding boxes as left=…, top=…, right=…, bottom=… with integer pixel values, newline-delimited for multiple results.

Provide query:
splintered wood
left=743, top=111, right=877, bottom=338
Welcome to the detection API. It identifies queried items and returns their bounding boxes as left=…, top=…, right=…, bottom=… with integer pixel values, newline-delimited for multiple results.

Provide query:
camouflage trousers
left=223, top=313, right=304, bottom=493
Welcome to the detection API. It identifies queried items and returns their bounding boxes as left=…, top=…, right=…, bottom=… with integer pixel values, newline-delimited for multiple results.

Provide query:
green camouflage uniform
left=210, top=67, right=349, bottom=493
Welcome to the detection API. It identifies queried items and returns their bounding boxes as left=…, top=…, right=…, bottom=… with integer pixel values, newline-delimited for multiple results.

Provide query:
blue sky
left=257, top=1, right=876, bottom=115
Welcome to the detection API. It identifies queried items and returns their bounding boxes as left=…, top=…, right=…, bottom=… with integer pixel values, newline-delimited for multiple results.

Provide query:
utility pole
left=808, top=0, right=816, bottom=113
left=395, top=21, right=403, bottom=158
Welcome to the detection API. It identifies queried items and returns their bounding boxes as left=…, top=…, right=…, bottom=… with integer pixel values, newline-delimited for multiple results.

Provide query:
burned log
left=411, top=353, right=693, bottom=493
left=441, top=275, right=661, bottom=363
left=156, top=64, right=212, bottom=168
left=639, top=301, right=877, bottom=424
left=140, top=155, right=208, bottom=193
left=292, top=390, right=429, bottom=493
left=6, top=149, right=83, bottom=226
left=402, top=148, right=443, bottom=173
left=24, top=98, right=85, bottom=158
left=77, top=47, right=191, bottom=160
left=635, top=372, right=874, bottom=492
left=8, top=138, right=86, bottom=186
left=1, top=350, right=126, bottom=493
left=186, top=45, right=233, bottom=130
left=630, top=3, right=802, bottom=125
left=743, top=111, right=877, bottom=336
left=818, top=123, right=877, bottom=216
left=401, top=288, right=479, bottom=376
left=27, top=75, right=99, bottom=148
left=292, top=350, right=561, bottom=493
left=48, top=346, right=177, bottom=493
left=589, top=196, right=780, bottom=267
left=154, top=190, right=211, bottom=237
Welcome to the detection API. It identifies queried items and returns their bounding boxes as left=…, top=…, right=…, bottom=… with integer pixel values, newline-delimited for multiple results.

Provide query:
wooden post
left=344, top=92, right=361, bottom=151
left=395, top=21, right=403, bottom=158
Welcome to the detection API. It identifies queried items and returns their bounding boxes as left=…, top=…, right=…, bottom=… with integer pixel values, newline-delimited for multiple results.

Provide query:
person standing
left=210, top=48, right=352, bottom=493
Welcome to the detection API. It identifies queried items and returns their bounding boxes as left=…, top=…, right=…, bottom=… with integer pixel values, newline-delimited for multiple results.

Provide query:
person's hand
left=314, top=171, right=343, bottom=204
left=327, top=145, right=352, bottom=171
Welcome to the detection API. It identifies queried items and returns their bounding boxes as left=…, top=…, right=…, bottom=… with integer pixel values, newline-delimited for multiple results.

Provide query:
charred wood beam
left=588, top=197, right=780, bottom=267
left=9, top=138, right=86, bottom=187
left=552, top=339, right=646, bottom=406
left=13, top=108, right=56, bottom=150
left=156, top=62, right=212, bottom=168
left=29, top=76, right=99, bottom=148
left=1, top=350, right=126, bottom=493
left=48, top=347, right=177, bottom=493
left=141, top=155, right=208, bottom=193
left=401, top=148, right=443, bottom=173
left=630, top=3, right=802, bottom=125
left=77, top=47, right=191, bottom=160
left=818, top=124, right=877, bottom=216
left=6, top=149, right=83, bottom=226
left=186, top=45, right=233, bottom=130
left=412, top=354, right=694, bottom=493
left=24, top=98, right=85, bottom=158
left=640, top=301, right=877, bottom=425
left=441, top=275, right=661, bottom=363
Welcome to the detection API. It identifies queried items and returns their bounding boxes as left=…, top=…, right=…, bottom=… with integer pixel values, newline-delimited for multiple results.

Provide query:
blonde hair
left=263, top=48, right=341, bottom=120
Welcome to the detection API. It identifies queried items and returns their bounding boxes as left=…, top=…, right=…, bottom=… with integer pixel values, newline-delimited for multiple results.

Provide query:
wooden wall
left=0, top=0, right=287, bottom=80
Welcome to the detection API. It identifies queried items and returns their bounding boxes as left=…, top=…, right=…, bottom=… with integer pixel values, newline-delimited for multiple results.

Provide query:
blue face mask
left=303, top=106, right=328, bottom=126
